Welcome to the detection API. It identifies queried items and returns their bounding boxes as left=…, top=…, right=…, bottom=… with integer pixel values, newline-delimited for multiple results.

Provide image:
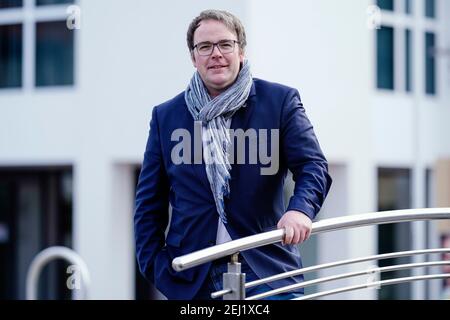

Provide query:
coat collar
left=181, top=79, right=257, bottom=130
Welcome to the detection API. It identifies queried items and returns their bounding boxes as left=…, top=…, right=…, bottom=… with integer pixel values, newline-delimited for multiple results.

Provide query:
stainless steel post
left=223, top=253, right=245, bottom=300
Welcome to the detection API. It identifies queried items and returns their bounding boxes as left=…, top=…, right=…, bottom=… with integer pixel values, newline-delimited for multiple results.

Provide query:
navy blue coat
left=134, top=78, right=332, bottom=299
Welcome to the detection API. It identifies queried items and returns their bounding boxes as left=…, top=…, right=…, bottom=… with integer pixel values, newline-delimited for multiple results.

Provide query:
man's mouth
left=208, top=65, right=228, bottom=70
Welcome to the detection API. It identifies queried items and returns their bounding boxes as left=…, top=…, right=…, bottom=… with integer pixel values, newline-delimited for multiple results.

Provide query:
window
left=0, top=1, right=76, bottom=90
left=0, top=0, right=22, bottom=9
left=377, top=26, right=395, bottom=90
left=405, top=29, right=412, bottom=92
left=405, top=0, right=412, bottom=14
left=377, top=168, right=412, bottom=300
left=36, top=0, right=73, bottom=5
left=374, top=1, right=439, bottom=95
left=36, top=21, right=74, bottom=87
left=425, top=0, right=435, bottom=18
left=0, top=24, right=22, bottom=88
left=425, top=32, right=436, bottom=95
left=377, top=0, right=394, bottom=11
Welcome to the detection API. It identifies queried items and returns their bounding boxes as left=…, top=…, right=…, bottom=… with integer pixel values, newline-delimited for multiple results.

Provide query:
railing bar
left=292, top=273, right=450, bottom=300
left=26, top=246, right=90, bottom=300
left=245, top=261, right=450, bottom=300
left=245, top=248, right=450, bottom=288
left=172, top=208, right=450, bottom=272
left=211, top=289, right=233, bottom=299
left=172, top=230, right=283, bottom=272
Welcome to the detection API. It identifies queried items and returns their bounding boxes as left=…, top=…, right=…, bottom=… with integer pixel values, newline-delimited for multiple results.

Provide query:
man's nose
left=211, top=44, right=223, bottom=58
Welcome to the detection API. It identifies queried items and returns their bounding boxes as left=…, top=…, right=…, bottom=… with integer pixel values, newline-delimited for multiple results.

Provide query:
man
left=134, top=9, right=332, bottom=300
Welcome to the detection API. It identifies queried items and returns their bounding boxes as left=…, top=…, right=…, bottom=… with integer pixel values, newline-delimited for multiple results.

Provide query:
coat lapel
left=230, top=81, right=257, bottom=131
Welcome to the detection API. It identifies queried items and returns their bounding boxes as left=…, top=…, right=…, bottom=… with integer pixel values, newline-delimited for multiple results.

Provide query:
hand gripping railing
left=26, top=246, right=91, bottom=300
left=172, top=208, right=450, bottom=300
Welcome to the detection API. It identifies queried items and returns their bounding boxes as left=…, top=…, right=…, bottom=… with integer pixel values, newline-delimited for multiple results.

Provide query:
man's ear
left=191, top=52, right=197, bottom=67
left=239, top=49, right=245, bottom=64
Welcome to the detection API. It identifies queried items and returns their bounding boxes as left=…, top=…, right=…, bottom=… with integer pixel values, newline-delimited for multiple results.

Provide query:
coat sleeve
left=281, top=89, right=332, bottom=221
left=134, top=106, right=170, bottom=283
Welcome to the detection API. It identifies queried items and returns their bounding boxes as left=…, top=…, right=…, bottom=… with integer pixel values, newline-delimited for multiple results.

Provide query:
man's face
left=191, top=19, right=244, bottom=98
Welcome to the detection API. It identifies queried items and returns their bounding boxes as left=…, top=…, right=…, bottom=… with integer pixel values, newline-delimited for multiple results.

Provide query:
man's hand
left=277, top=210, right=312, bottom=245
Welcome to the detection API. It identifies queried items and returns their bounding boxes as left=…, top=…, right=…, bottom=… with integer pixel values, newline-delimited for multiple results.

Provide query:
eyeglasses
left=193, top=40, right=239, bottom=56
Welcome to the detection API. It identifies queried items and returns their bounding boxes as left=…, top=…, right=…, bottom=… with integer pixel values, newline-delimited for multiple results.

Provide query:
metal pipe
left=172, top=229, right=283, bottom=272
left=211, top=289, right=232, bottom=299
left=172, top=208, right=450, bottom=272
left=223, top=260, right=245, bottom=300
left=292, top=273, right=450, bottom=300
left=245, top=248, right=450, bottom=289
left=245, top=261, right=450, bottom=300
left=26, top=246, right=90, bottom=300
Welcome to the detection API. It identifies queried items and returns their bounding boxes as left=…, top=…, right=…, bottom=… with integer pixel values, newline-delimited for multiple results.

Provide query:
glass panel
left=425, top=32, right=436, bottom=95
left=377, top=26, right=394, bottom=90
left=405, top=0, right=412, bottom=14
left=0, top=169, right=73, bottom=299
left=405, top=29, right=412, bottom=92
left=378, top=168, right=412, bottom=300
left=36, top=0, right=74, bottom=5
left=35, top=20, right=74, bottom=87
left=0, top=24, right=22, bottom=89
left=377, top=0, right=394, bottom=11
left=0, top=0, right=22, bottom=9
left=425, top=0, right=435, bottom=18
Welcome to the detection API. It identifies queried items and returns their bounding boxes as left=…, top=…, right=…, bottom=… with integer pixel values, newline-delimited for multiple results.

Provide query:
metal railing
left=26, top=246, right=91, bottom=300
left=172, top=208, right=450, bottom=300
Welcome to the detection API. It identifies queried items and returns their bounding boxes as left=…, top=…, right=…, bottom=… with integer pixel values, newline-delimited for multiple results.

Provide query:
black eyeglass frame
left=193, top=40, right=240, bottom=56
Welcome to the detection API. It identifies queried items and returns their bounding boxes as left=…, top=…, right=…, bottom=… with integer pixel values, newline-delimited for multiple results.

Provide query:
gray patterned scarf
left=185, top=60, right=253, bottom=224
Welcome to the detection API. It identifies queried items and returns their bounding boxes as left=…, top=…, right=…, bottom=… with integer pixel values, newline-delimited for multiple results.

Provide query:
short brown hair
left=186, top=9, right=247, bottom=53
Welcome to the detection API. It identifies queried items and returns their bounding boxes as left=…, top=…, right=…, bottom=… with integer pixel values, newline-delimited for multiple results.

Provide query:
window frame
left=0, top=0, right=77, bottom=92
left=373, top=0, right=440, bottom=97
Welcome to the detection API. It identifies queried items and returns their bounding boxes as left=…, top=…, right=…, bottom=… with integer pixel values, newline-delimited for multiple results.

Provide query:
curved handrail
left=245, top=260, right=450, bottom=300
left=292, top=274, right=450, bottom=300
left=212, top=248, right=450, bottom=298
left=172, top=208, right=450, bottom=272
left=26, top=246, right=91, bottom=300
left=245, top=248, right=450, bottom=289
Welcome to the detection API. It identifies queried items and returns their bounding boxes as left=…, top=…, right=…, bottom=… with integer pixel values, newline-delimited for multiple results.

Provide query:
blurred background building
left=0, top=0, right=449, bottom=300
